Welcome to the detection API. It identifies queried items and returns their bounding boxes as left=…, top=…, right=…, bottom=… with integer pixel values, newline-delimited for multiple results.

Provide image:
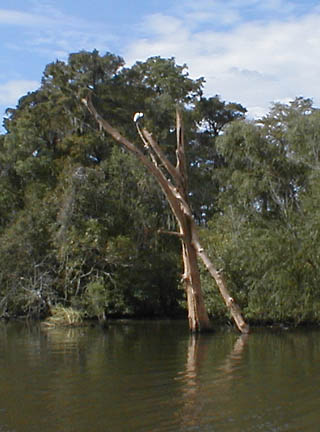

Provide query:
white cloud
left=0, top=6, right=90, bottom=30
left=0, top=9, right=49, bottom=27
left=126, top=6, right=320, bottom=117
left=0, top=7, right=116, bottom=61
left=2, top=0, right=320, bottom=123
left=0, top=80, right=39, bottom=106
left=170, top=0, right=304, bottom=31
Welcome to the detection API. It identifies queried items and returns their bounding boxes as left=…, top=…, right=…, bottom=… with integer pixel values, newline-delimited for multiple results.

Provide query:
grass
left=42, top=305, right=84, bottom=327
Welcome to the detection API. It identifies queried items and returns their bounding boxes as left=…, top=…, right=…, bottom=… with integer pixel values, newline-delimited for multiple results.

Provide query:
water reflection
left=1, top=322, right=320, bottom=432
left=176, top=333, right=249, bottom=430
left=217, top=333, right=249, bottom=379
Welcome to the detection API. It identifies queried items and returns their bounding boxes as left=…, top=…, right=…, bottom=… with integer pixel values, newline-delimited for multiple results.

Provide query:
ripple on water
left=1, top=324, right=320, bottom=432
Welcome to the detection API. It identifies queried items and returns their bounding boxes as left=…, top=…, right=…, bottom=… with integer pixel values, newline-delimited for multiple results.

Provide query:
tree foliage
left=201, top=97, right=320, bottom=324
left=1, top=50, right=320, bottom=325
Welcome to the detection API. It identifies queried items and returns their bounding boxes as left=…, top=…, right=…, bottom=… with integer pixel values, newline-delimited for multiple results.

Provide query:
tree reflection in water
left=175, top=333, right=249, bottom=430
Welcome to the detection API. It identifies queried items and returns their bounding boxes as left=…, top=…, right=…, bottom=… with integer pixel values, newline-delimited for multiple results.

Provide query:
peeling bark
left=83, top=95, right=249, bottom=333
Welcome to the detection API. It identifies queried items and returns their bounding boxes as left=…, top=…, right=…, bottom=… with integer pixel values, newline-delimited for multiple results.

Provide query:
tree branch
left=82, top=95, right=187, bottom=231
left=157, top=229, right=183, bottom=237
left=141, top=128, right=182, bottom=187
left=176, top=107, right=188, bottom=190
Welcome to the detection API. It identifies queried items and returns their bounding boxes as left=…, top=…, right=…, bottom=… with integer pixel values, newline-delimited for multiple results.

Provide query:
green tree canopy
left=2, top=50, right=319, bottom=326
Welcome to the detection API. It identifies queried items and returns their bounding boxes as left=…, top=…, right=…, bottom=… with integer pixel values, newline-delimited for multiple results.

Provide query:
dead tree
left=83, top=95, right=249, bottom=333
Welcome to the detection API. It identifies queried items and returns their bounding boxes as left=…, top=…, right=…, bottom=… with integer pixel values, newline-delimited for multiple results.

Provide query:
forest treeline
left=1, top=50, right=320, bottom=325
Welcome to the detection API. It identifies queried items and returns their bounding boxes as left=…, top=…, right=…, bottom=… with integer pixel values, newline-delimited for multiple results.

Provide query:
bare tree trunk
left=190, top=221, right=249, bottom=334
left=182, top=235, right=211, bottom=332
left=82, top=96, right=249, bottom=333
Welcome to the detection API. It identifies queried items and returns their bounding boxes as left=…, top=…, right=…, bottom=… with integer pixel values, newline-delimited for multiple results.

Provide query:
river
left=0, top=321, right=319, bottom=431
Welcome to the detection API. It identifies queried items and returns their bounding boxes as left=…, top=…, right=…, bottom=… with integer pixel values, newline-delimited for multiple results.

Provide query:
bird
left=133, top=112, right=149, bottom=148
left=133, top=112, right=144, bottom=123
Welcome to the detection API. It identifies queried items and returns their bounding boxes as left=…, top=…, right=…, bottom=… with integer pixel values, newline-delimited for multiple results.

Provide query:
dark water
left=0, top=321, right=319, bottom=432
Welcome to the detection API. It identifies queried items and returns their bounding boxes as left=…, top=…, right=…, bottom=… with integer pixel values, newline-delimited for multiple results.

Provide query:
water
left=0, top=321, right=319, bottom=432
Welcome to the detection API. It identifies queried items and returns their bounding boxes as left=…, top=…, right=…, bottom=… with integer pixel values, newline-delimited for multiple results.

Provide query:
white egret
left=133, top=112, right=144, bottom=123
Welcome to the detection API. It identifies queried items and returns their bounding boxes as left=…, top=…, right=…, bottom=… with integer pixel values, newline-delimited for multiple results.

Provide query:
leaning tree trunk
left=83, top=95, right=249, bottom=333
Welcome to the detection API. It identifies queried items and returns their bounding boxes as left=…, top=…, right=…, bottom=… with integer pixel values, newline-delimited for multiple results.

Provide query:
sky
left=1, top=0, right=320, bottom=128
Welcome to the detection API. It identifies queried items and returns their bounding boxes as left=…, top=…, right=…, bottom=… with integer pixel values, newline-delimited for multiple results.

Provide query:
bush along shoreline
left=1, top=51, right=320, bottom=328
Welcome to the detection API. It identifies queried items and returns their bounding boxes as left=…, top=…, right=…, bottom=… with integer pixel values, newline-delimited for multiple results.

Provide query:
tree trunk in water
left=190, top=220, right=250, bottom=334
left=182, top=240, right=212, bottom=332
left=82, top=95, right=249, bottom=333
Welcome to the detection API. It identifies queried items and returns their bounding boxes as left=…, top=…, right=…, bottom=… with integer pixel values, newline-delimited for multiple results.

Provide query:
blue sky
left=1, top=0, right=320, bottom=128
